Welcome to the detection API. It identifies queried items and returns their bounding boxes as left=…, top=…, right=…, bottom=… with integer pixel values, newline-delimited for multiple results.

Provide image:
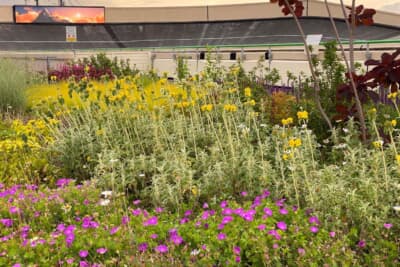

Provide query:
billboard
left=14, top=6, right=105, bottom=24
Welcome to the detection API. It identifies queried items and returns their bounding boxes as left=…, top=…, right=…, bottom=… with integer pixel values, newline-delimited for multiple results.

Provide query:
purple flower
left=220, top=200, right=228, bottom=208
left=258, top=224, right=266, bottom=231
left=155, top=207, right=164, bottom=213
left=298, top=248, right=306, bottom=255
left=155, top=244, right=168, bottom=253
left=292, top=205, right=298, bottom=212
left=170, top=234, right=184, bottom=245
left=329, top=231, right=336, bottom=238
left=122, top=216, right=129, bottom=225
left=0, top=218, right=13, bottom=227
left=132, top=208, right=141, bottom=216
left=276, top=221, right=287, bottom=231
left=310, top=226, right=319, bottom=233
left=235, top=256, right=241, bottom=263
left=275, top=198, right=286, bottom=207
left=222, top=216, right=233, bottom=224
left=202, top=202, right=209, bottom=209
left=222, top=208, right=234, bottom=215
left=12, top=264, right=21, bottom=267
left=384, top=223, right=393, bottom=229
left=96, top=247, right=107, bottom=254
left=184, top=210, right=192, bottom=217
left=56, top=178, right=73, bottom=188
left=150, top=233, right=158, bottom=239
left=263, top=207, right=273, bottom=217
left=217, top=233, right=226, bottom=240
left=143, top=216, right=158, bottom=226
left=241, top=191, right=248, bottom=196
left=110, top=226, right=119, bottom=235
left=66, top=258, right=74, bottom=264
left=9, top=206, right=19, bottom=214
left=79, top=261, right=89, bottom=267
left=273, top=243, right=279, bottom=249
left=358, top=240, right=366, bottom=248
left=233, top=246, right=241, bottom=255
left=262, top=189, right=270, bottom=198
left=180, top=217, right=189, bottom=224
left=79, top=250, right=88, bottom=258
left=138, top=242, right=148, bottom=252
left=309, top=216, right=320, bottom=225
left=279, top=208, right=288, bottom=215
left=133, top=199, right=141, bottom=205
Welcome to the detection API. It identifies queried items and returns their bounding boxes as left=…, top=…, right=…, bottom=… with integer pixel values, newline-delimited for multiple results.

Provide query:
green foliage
left=0, top=58, right=30, bottom=113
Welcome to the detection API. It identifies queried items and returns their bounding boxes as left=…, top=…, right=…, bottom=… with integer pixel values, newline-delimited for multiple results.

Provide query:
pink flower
left=241, top=191, right=248, bottom=196
left=133, top=200, right=141, bottom=205
left=233, top=246, right=241, bottom=255
left=298, top=248, right=305, bottom=255
left=263, top=207, right=273, bottom=217
left=257, top=224, right=266, bottom=231
left=150, top=233, right=158, bottom=239
left=217, top=233, right=226, bottom=240
left=96, top=247, right=107, bottom=254
left=235, top=256, right=241, bottom=263
left=138, top=242, right=148, bottom=252
left=276, top=221, right=287, bottom=231
left=329, top=231, right=336, bottom=238
left=79, top=250, right=88, bottom=258
left=110, top=226, right=119, bottom=235
left=143, top=216, right=158, bottom=226
left=220, top=201, right=228, bottom=208
left=383, top=223, right=392, bottom=229
left=155, top=244, right=168, bottom=253
left=309, top=216, right=320, bottom=225
left=358, top=240, right=366, bottom=248
left=155, top=207, right=164, bottom=213
left=310, top=226, right=319, bottom=233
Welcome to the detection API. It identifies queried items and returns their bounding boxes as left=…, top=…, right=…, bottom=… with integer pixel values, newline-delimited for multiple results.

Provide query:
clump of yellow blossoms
left=244, top=87, right=252, bottom=97
left=372, top=140, right=383, bottom=149
left=388, top=92, right=398, bottom=100
left=297, top=111, right=308, bottom=120
left=201, top=104, right=213, bottom=112
left=396, top=155, right=400, bottom=165
left=288, top=138, right=302, bottom=148
left=224, top=104, right=238, bottom=112
left=282, top=117, right=293, bottom=126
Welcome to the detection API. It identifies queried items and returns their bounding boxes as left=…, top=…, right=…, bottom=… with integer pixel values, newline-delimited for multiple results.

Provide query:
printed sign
left=14, top=6, right=105, bottom=24
left=66, top=26, right=77, bottom=42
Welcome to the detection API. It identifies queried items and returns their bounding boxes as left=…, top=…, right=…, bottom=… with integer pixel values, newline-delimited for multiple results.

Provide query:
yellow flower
left=388, top=92, right=398, bottom=100
left=84, top=65, right=90, bottom=73
left=288, top=138, right=302, bottom=148
left=392, top=119, right=397, bottom=127
left=50, top=75, right=57, bottom=81
left=201, top=104, right=213, bottom=112
left=224, top=104, right=238, bottom=112
left=282, top=152, right=294, bottom=160
left=244, top=87, right=252, bottom=97
left=297, top=111, right=308, bottom=120
left=228, top=88, right=238, bottom=94
left=372, top=140, right=383, bottom=149
left=396, top=155, right=400, bottom=165
left=246, top=99, right=256, bottom=106
left=282, top=117, right=294, bottom=126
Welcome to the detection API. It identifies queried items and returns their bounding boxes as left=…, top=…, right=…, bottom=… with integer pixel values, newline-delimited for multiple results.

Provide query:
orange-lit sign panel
left=14, top=6, right=105, bottom=24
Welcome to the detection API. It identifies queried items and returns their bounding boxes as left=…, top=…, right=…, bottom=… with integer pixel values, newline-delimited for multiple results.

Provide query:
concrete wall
left=0, top=6, right=12, bottom=23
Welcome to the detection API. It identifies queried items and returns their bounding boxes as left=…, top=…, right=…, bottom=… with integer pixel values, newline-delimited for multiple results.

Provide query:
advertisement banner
left=66, top=26, right=77, bottom=42
left=14, top=6, right=105, bottom=24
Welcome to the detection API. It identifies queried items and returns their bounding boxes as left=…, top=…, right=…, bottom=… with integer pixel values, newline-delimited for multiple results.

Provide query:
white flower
left=260, top=124, right=267, bottom=127
left=101, top=190, right=113, bottom=198
left=99, top=199, right=110, bottom=206
left=139, top=173, right=145, bottom=177
left=190, top=249, right=200, bottom=256
left=342, top=128, right=349, bottom=133
left=393, top=206, right=400, bottom=211
left=109, top=159, right=119, bottom=163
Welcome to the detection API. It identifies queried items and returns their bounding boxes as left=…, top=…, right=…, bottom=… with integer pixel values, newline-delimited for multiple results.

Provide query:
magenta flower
left=9, top=206, right=19, bottom=214
left=273, top=243, right=279, bottom=249
left=358, top=240, right=366, bottom=248
left=222, top=208, right=234, bottom=215
left=170, top=234, right=184, bottom=245
left=110, top=226, right=119, bottom=235
left=150, top=233, right=158, bottom=239
left=56, top=178, right=73, bottom=188
left=329, top=231, right=336, bottom=238
left=184, top=210, right=193, bottom=217
left=263, top=207, right=273, bottom=217
left=79, top=250, right=88, bottom=258
left=12, top=264, right=21, bottom=267
left=202, top=202, right=209, bottom=209
left=131, top=208, right=141, bottom=216
left=180, top=217, right=189, bottom=224
left=309, top=216, right=320, bottom=225
left=122, top=216, right=129, bottom=225
left=235, top=256, right=241, bottom=263
left=383, top=223, right=393, bottom=229
left=96, top=247, right=107, bottom=254
left=155, top=244, right=168, bottom=253
left=258, top=224, right=266, bottom=231
left=79, top=261, right=89, bottom=267
left=138, top=242, right=148, bottom=252
left=276, top=221, right=287, bottom=231
left=155, top=207, right=164, bottom=213
left=133, top=199, right=141, bottom=205
left=279, top=208, right=288, bottom=215
left=217, top=233, right=226, bottom=240
left=66, top=258, right=74, bottom=264
left=222, top=216, right=233, bottom=224
left=298, top=248, right=306, bottom=255
left=310, top=226, right=319, bottom=233
left=241, top=191, right=248, bottom=196
left=262, top=190, right=270, bottom=198
left=220, top=200, right=228, bottom=208
left=233, top=246, right=241, bottom=255
left=0, top=218, right=13, bottom=227
left=143, top=216, right=158, bottom=226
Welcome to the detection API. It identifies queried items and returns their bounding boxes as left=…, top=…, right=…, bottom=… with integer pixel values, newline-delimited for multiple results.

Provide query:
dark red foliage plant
left=48, top=63, right=114, bottom=82
left=270, top=0, right=304, bottom=17
left=346, top=5, right=376, bottom=26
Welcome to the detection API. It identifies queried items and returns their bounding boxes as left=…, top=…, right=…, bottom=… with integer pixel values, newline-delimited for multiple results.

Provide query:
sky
left=1, top=0, right=399, bottom=11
